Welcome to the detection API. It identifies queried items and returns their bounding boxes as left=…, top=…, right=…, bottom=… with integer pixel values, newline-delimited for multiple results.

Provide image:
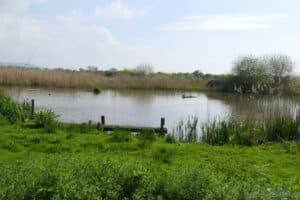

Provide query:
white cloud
left=0, top=0, right=46, bottom=14
left=157, top=13, right=296, bottom=31
left=0, top=3, right=121, bottom=68
left=0, top=0, right=154, bottom=69
left=94, top=0, right=145, bottom=20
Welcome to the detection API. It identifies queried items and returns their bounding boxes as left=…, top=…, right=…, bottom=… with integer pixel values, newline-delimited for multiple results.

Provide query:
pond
left=2, top=87, right=300, bottom=134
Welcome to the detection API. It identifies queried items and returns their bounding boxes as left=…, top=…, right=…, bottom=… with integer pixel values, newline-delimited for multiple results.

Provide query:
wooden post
left=96, top=122, right=100, bottom=129
left=31, top=99, right=35, bottom=119
left=297, top=110, right=300, bottom=122
left=160, top=117, right=165, bottom=130
left=101, top=115, right=105, bottom=126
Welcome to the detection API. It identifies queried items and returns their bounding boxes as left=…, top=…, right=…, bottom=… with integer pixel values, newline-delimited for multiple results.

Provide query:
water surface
left=3, top=87, right=300, bottom=133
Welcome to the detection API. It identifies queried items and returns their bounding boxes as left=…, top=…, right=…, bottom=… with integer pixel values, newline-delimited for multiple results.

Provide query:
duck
left=182, top=94, right=196, bottom=98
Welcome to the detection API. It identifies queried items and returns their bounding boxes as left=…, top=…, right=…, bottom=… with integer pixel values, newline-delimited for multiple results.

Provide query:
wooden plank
left=103, top=125, right=167, bottom=134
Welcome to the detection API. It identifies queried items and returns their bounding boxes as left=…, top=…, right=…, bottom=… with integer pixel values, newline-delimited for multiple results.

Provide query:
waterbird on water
left=182, top=94, right=196, bottom=99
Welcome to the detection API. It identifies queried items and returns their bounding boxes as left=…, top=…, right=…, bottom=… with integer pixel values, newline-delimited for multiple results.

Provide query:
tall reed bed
left=171, top=114, right=300, bottom=145
left=0, top=67, right=205, bottom=90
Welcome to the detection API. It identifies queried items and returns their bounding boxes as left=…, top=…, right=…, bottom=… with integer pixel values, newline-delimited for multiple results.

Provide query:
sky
left=1, top=0, right=300, bottom=74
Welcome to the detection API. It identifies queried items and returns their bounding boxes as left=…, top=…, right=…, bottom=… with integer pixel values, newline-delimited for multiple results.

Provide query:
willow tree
left=231, top=54, right=293, bottom=94
left=263, top=55, right=293, bottom=88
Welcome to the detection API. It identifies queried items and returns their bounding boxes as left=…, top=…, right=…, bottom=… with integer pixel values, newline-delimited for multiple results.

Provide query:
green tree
left=232, top=55, right=272, bottom=93
left=231, top=54, right=294, bottom=94
left=263, top=55, right=293, bottom=88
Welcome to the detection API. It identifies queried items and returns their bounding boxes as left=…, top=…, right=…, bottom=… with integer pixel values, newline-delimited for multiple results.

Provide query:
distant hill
left=0, top=62, right=38, bottom=68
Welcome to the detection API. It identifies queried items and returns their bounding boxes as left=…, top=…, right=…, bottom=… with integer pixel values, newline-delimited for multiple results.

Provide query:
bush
left=229, top=54, right=294, bottom=94
left=35, top=109, right=59, bottom=133
left=93, top=87, right=101, bottom=94
left=0, top=93, right=31, bottom=123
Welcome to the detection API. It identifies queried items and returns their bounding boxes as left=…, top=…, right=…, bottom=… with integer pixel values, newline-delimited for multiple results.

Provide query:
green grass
left=0, top=118, right=300, bottom=199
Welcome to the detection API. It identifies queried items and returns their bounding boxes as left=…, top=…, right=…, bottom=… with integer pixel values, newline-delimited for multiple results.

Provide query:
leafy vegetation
left=93, top=87, right=101, bottom=94
left=220, top=54, right=294, bottom=94
left=0, top=92, right=31, bottom=123
left=1, top=92, right=300, bottom=199
left=35, top=109, right=59, bottom=133
left=171, top=115, right=300, bottom=145
left=0, top=118, right=299, bottom=199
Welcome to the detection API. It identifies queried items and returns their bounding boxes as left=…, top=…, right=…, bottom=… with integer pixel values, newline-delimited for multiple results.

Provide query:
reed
left=172, top=114, right=300, bottom=144
left=0, top=67, right=205, bottom=90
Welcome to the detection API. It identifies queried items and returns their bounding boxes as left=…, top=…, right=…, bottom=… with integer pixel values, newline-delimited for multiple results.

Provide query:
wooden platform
left=103, top=125, right=167, bottom=134
left=99, top=115, right=167, bottom=135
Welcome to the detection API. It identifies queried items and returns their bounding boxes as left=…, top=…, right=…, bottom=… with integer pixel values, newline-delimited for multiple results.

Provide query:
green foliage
left=165, top=134, right=176, bottom=143
left=104, top=68, right=118, bottom=77
left=192, top=70, right=204, bottom=78
left=109, top=130, right=132, bottom=143
left=75, top=122, right=94, bottom=133
left=153, top=147, right=175, bottom=163
left=0, top=118, right=299, bottom=199
left=35, top=109, right=59, bottom=133
left=264, top=118, right=300, bottom=141
left=202, top=120, right=231, bottom=145
left=202, top=118, right=300, bottom=145
left=92, top=87, right=101, bottom=94
left=136, top=130, right=156, bottom=148
left=228, top=54, right=294, bottom=94
left=172, top=116, right=199, bottom=142
left=0, top=92, right=31, bottom=123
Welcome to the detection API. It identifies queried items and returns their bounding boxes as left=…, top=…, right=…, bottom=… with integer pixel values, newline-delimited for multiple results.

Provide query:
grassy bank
left=0, top=119, right=300, bottom=199
left=0, top=67, right=206, bottom=91
left=0, top=94, right=300, bottom=199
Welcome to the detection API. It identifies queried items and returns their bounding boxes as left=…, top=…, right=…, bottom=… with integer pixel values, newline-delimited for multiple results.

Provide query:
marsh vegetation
left=1, top=54, right=300, bottom=199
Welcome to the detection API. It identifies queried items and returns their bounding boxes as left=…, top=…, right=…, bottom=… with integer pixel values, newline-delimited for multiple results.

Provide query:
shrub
left=0, top=93, right=31, bottom=123
left=93, top=87, right=101, bottom=94
left=229, top=54, right=294, bottom=94
left=35, top=109, right=59, bottom=133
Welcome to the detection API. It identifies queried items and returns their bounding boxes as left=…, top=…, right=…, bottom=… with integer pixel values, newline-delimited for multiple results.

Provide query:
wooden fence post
left=297, top=110, right=300, bottom=122
left=31, top=99, right=35, bottom=119
left=160, top=117, right=165, bottom=130
left=101, top=115, right=105, bottom=126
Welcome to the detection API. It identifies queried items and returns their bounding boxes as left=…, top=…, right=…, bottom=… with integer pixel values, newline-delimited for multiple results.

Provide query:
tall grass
left=0, top=92, right=31, bottom=123
left=0, top=67, right=205, bottom=90
left=35, top=109, right=59, bottom=133
left=0, top=92, right=59, bottom=132
left=172, top=116, right=200, bottom=142
left=172, top=115, right=300, bottom=144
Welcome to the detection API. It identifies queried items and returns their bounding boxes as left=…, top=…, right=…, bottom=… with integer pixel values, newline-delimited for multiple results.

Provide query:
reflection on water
left=2, top=87, right=299, bottom=133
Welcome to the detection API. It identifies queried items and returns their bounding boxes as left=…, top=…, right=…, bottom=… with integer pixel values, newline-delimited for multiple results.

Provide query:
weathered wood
left=160, top=117, right=165, bottom=130
left=103, top=125, right=167, bottom=134
left=99, top=116, right=167, bottom=134
left=101, top=115, right=105, bottom=125
left=297, top=110, right=300, bottom=122
left=31, top=99, right=35, bottom=119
